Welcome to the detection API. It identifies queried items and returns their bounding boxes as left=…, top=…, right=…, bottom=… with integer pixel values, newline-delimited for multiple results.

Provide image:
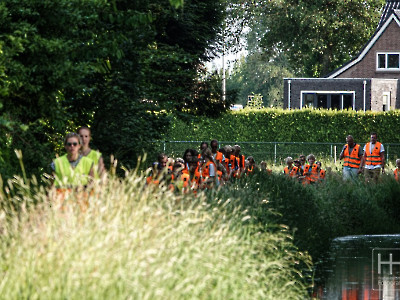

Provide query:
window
left=317, top=95, right=328, bottom=108
left=304, top=94, right=314, bottom=107
left=301, top=92, right=355, bottom=110
left=383, top=92, right=390, bottom=111
left=377, top=53, right=400, bottom=70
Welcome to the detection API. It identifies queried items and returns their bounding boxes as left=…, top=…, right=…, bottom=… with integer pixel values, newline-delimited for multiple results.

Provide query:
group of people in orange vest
left=283, top=154, right=326, bottom=184
left=146, top=139, right=325, bottom=194
left=146, top=140, right=271, bottom=193
left=146, top=132, right=400, bottom=193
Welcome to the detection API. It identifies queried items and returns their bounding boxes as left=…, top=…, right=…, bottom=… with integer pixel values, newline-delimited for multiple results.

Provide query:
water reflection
left=322, top=235, right=400, bottom=300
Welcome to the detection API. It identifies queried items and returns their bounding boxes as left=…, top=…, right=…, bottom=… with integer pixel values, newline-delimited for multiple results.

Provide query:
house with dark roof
left=283, top=0, right=400, bottom=111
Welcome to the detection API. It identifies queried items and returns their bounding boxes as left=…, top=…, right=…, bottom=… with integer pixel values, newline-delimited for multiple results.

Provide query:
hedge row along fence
left=166, top=108, right=400, bottom=144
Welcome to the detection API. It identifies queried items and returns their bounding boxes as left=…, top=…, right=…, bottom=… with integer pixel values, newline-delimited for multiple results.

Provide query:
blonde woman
left=78, top=126, right=105, bottom=177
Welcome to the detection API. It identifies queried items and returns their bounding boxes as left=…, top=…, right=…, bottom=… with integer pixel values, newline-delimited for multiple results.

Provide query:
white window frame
left=376, top=52, right=400, bottom=71
left=300, top=91, right=356, bottom=110
left=382, top=91, right=391, bottom=111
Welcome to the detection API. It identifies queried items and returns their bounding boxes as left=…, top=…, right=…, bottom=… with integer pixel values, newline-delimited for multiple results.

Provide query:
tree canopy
left=255, top=0, right=385, bottom=77
left=0, top=0, right=227, bottom=178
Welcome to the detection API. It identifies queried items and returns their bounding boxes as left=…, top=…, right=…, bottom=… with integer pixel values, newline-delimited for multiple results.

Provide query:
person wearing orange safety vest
left=339, top=135, right=363, bottom=181
left=210, top=139, right=228, bottom=182
left=289, top=160, right=304, bottom=181
left=245, top=156, right=256, bottom=175
left=199, top=148, right=218, bottom=189
left=316, top=161, right=326, bottom=181
left=303, top=154, right=319, bottom=184
left=394, top=159, right=400, bottom=182
left=283, top=157, right=294, bottom=175
left=360, top=132, right=385, bottom=183
left=146, top=153, right=170, bottom=186
left=233, top=144, right=245, bottom=178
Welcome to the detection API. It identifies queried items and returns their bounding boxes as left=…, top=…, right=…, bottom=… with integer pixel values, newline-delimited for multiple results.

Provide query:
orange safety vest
left=284, top=166, right=293, bottom=175
left=224, top=157, right=231, bottom=175
left=289, top=166, right=302, bottom=178
left=146, top=176, right=160, bottom=186
left=246, top=165, right=255, bottom=175
left=343, top=144, right=361, bottom=168
left=394, top=168, right=400, bottom=181
left=365, top=142, right=383, bottom=166
left=213, top=151, right=223, bottom=164
left=202, top=161, right=216, bottom=179
left=230, top=155, right=238, bottom=171
left=319, top=169, right=326, bottom=180
left=304, top=164, right=319, bottom=183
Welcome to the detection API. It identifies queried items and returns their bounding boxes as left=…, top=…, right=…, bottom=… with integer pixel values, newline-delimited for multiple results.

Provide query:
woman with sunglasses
left=78, top=126, right=105, bottom=177
left=51, top=132, right=94, bottom=188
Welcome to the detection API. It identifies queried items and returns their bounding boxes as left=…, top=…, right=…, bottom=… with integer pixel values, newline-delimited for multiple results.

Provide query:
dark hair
left=157, top=153, right=167, bottom=163
left=210, top=139, right=218, bottom=147
left=200, top=141, right=208, bottom=149
left=64, top=132, right=82, bottom=145
left=371, top=132, right=377, bottom=137
left=183, top=149, right=197, bottom=163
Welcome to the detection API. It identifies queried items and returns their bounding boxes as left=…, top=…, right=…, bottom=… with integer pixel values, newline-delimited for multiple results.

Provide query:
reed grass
left=0, top=167, right=312, bottom=299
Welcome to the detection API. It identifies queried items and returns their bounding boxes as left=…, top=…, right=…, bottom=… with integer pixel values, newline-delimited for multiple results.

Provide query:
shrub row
left=167, top=108, right=400, bottom=143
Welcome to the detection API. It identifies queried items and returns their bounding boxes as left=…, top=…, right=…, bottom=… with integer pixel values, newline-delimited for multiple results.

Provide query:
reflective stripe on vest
left=343, top=144, right=361, bottom=168
left=54, top=155, right=93, bottom=187
left=365, top=142, right=382, bottom=166
left=202, top=161, right=216, bottom=179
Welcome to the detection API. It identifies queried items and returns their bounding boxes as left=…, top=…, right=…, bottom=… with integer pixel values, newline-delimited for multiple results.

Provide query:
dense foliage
left=253, top=0, right=385, bottom=77
left=0, top=0, right=227, bottom=179
left=167, top=108, right=400, bottom=143
left=209, top=170, right=400, bottom=289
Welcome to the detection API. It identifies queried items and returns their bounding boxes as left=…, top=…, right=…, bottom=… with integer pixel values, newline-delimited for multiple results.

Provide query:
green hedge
left=167, top=108, right=400, bottom=143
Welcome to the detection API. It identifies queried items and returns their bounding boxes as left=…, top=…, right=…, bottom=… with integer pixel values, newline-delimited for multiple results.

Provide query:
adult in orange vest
left=360, top=132, right=385, bottom=183
left=283, top=157, right=294, bottom=175
left=339, top=135, right=363, bottom=181
left=394, top=159, right=400, bottom=182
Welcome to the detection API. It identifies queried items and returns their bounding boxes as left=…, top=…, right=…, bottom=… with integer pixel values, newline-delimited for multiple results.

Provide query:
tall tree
left=247, top=0, right=385, bottom=77
left=0, top=0, right=227, bottom=179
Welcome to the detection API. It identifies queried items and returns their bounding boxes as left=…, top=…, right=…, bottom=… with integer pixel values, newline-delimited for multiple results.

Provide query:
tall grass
left=0, top=169, right=312, bottom=299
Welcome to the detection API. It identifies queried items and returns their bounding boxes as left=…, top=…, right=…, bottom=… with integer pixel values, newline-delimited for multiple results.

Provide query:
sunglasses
left=66, top=142, right=78, bottom=147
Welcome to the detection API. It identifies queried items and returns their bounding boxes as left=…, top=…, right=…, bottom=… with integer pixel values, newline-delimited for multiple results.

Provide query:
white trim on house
left=300, top=90, right=356, bottom=110
left=327, top=14, right=400, bottom=78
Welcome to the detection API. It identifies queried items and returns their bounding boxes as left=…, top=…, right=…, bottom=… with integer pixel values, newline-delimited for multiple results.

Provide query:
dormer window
left=377, top=52, right=400, bottom=70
